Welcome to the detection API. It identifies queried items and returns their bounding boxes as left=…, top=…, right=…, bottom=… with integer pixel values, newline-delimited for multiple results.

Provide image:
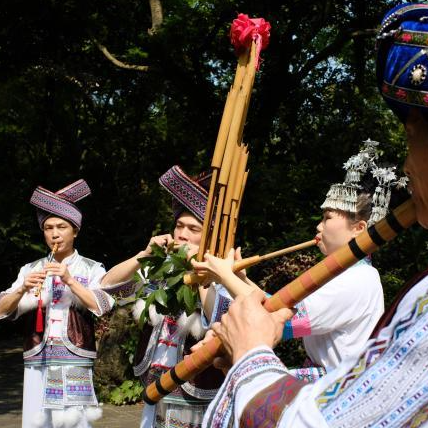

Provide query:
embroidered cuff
left=91, top=289, right=115, bottom=316
left=202, top=288, right=232, bottom=328
left=239, top=373, right=307, bottom=427
left=102, top=278, right=142, bottom=302
left=282, top=301, right=311, bottom=340
left=287, top=366, right=327, bottom=383
left=204, top=346, right=288, bottom=428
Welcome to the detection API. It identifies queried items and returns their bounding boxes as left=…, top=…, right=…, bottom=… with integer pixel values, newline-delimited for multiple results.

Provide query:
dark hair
left=347, top=192, right=372, bottom=223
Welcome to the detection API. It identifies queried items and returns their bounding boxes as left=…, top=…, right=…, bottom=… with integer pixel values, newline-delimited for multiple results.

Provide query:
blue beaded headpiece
left=377, top=2, right=428, bottom=121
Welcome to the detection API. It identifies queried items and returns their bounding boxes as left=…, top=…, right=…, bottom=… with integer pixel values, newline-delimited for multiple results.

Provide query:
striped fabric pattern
left=159, top=166, right=210, bottom=222
left=30, top=179, right=91, bottom=229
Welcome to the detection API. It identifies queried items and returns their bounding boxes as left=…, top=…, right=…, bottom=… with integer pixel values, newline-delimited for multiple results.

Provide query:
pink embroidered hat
left=30, top=179, right=92, bottom=229
left=159, top=166, right=211, bottom=223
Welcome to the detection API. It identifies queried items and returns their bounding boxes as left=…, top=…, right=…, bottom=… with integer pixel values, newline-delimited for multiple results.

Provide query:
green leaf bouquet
left=135, top=243, right=199, bottom=327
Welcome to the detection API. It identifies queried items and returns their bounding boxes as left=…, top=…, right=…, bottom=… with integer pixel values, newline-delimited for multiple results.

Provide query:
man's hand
left=212, top=291, right=295, bottom=364
left=23, top=271, right=47, bottom=293
left=189, top=329, right=233, bottom=375
left=184, top=242, right=199, bottom=260
left=138, top=234, right=174, bottom=258
left=44, top=262, right=73, bottom=286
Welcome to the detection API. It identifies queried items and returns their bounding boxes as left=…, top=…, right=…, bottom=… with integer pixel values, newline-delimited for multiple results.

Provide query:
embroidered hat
left=30, top=179, right=91, bottom=229
left=377, top=2, right=428, bottom=122
left=159, top=166, right=212, bottom=223
left=321, top=139, right=408, bottom=226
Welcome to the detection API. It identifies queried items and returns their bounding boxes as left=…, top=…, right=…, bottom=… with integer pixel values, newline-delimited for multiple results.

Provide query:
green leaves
left=136, top=243, right=198, bottom=327
left=110, top=379, right=144, bottom=405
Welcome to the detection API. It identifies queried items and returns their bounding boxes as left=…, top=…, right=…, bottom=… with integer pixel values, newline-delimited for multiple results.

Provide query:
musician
left=193, top=140, right=409, bottom=382
left=0, top=180, right=115, bottom=428
left=101, top=165, right=230, bottom=428
left=201, top=3, right=428, bottom=427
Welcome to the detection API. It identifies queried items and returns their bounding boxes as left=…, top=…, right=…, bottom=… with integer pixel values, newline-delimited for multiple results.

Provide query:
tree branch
left=148, top=0, right=163, bottom=35
left=297, top=28, right=376, bottom=79
left=95, top=41, right=149, bottom=71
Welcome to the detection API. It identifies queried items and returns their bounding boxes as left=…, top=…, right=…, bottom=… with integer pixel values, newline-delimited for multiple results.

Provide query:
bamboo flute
left=34, top=243, right=58, bottom=298
left=143, top=198, right=417, bottom=404
left=184, top=238, right=318, bottom=286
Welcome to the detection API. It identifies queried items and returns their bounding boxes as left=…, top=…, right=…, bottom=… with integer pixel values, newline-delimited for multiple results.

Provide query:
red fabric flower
left=401, top=33, right=412, bottom=42
left=230, top=13, right=271, bottom=70
left=396, top=89, right=407, bottom=100
left=423, top=94, right=428, bottom=104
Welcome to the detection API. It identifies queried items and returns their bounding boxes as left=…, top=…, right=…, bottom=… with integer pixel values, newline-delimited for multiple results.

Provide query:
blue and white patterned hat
left=377, top=2, right=428, bottom=122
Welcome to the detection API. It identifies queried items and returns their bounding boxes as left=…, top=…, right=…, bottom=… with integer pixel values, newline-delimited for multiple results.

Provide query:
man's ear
left=353, top=220, right=367, bottom=237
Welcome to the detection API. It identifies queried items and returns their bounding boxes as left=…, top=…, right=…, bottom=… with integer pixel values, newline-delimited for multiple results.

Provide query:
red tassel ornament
left=36, top=298, right=44, bottom=333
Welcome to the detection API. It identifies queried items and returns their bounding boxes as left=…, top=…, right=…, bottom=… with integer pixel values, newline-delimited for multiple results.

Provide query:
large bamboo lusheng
left=197, top=51, right=250, bottom=260
left=142, top=198, right=417, bottom=404
left=197, top=14, right=271, bottom=262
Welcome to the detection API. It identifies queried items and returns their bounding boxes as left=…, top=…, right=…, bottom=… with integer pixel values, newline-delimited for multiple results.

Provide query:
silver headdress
left=320, top=139, right=408, bottom=226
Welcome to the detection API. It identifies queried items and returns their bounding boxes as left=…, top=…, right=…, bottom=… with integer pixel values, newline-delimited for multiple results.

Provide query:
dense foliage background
left=1, top=0, right=428, bottom=401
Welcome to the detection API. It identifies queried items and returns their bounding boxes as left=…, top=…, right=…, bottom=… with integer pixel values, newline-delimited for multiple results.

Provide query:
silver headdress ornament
left=321, top=139, right=408, bottom=226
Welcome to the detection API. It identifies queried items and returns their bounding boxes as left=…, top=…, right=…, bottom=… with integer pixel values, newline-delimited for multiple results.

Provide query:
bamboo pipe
left=197, top=50, right=251, bottom=261
left=209, top=185, right=226, bottom=255
left=211, top=52, right=249, bottom=169
left=184, top=238, right=319, bottom=286
left=225, top=147, right=249, bottom=254
left=217, top=144, right=243, bottom=257
left=197, top=168, right=218, bottom=260
left=34, top=243, right=58, bottom=297
left=217, top=42, right=257, bottom=187
left=142, top=198, right=417, bottom=404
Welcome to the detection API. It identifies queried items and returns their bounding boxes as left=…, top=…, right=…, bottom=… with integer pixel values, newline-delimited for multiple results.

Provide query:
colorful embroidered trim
left=282, top=301, right=311, bottom=340
left=378, top=4, right=428, bottom=36
left=30, top=179, right=91, bottom=229
left=25, top=342, right=92, bottom=367
left=43, top=365, right=97, bottom=408
left=382, top=80, right=428, bottom=108
left=92, top=288, right=114, bottom=316
left=204, top=349, right=289, bottom=428
left=394, top=29, right=428, bottom=47
left=159, top=166, right=209, bottom=222
left=316, top=293, right=428, bottom=428
left=287, top=365, right=326, bottom=383
left=239, top=375, right=306, bottom=428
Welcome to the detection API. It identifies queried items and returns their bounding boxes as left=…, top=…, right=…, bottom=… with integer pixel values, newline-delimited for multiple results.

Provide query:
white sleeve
left=87, top=263, right=115, bottom=316
left=304, top=265, right=383, bottom=335
left=0, top=264, right=31, bottom=320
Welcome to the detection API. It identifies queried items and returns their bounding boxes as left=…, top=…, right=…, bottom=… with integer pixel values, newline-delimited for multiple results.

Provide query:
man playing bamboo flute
left=201, top=3, right=428, bottom=427
left=101, top=165, right=231, bottom=428
left=0, top=179, right=115, bottom=428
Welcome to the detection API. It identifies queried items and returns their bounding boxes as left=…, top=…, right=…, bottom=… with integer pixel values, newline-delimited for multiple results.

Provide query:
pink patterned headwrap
left=30, top=179, right=91, bottom=229
left=159, top=166, right=211, bottom=223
